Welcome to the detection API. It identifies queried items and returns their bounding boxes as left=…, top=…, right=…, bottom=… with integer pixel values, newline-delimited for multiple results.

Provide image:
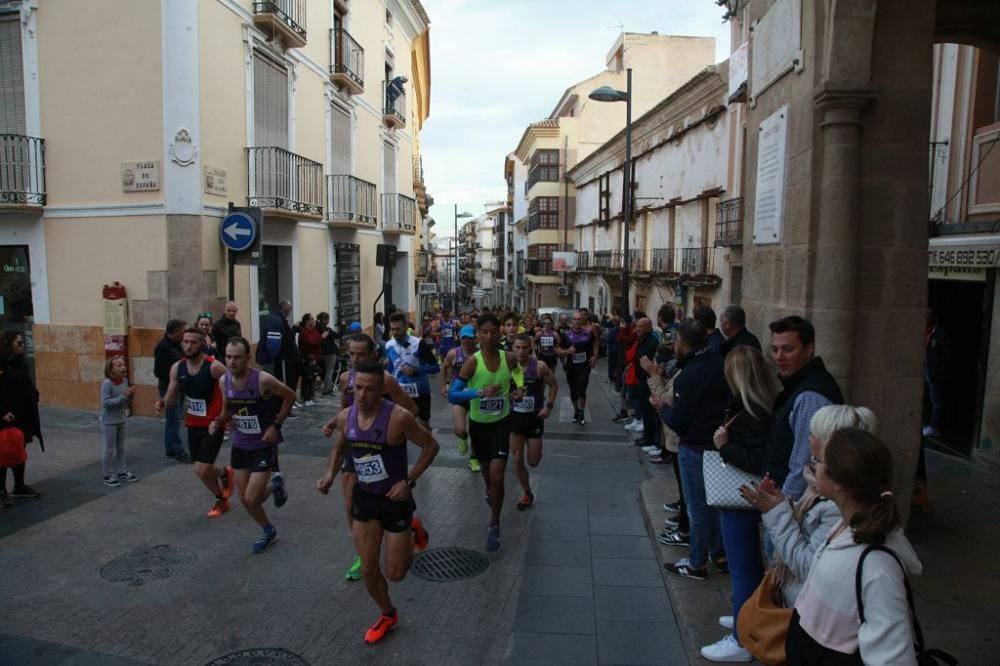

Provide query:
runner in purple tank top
left=210, top=336, right=296, bottom=554
left=317, top=362, right=439, bottom=645
left=439, top=325, right=479, bottom=472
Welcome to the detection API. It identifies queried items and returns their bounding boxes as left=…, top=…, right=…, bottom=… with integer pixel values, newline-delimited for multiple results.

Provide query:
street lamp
left=589, top=67, right=632, bottom=316
left=454, top=205, right=473, bottom=311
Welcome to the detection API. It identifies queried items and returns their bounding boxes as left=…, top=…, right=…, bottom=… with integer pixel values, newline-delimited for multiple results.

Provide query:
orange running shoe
left=364, top=611, right=399, bottom=644
left=220, top=465, right=235, bottom=500
left=207, top=498, right=229, bottom=518
left=411, top=517, right=429, bottom=552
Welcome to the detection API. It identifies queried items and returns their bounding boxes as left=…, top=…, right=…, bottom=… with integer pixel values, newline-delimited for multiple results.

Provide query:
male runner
left=321, top=333, right=419, bottom=581
left=210, top=337, right=296, bottom=553
left=535, top=317, right=561, bottom=369
left=440, top=325, right=480, bottom=472
left=448, top=312, right=516, bottom=551
left=499, top=312, right=519, bottom=352
left=155, top=328, right=234, bottom=517
left=509, top=334, right=558, bottom=510
left=435, top=308, right=459, bottom=359
left=384, top=312, right=439, bottom=430
left=316, top=362, right=440, bottom=644
left=559, top=311, right=598, bottom=425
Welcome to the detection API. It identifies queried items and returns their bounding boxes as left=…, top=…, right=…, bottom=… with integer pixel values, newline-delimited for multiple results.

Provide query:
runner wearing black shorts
left=559, top=312, right=598, bottom=425
left=535, top=318, right=560, bottom=370
left=509, top=334, right=558, bottom=510
left=440, top=326, right=480, bottom=472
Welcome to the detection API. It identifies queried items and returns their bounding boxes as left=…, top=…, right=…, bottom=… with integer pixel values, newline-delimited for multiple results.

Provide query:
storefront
left=0, top=244, right=34, bottom=374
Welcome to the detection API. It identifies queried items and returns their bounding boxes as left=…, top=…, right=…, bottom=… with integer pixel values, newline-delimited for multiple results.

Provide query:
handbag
left=0, top=426, right=27, bottom=468
left=737, top=568, right=792, bottom=665
left=703, top=411, right=761, bottom=509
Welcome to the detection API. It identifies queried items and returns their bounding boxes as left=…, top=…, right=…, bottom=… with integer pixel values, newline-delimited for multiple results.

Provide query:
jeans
left=301, top=360, right=317, bottom=401
left=607, top=348, right=619, bottom=383
left=101, top=422, right=127, bottom=476
left=321, top=354, right=338, bottom=392
left=678, top=445, right=722, bottom=569
left=158, top=384, right=183, bottom=456
left=671, top=454, right=690, bottom=533
left=720, top=509, right=764, bottom=643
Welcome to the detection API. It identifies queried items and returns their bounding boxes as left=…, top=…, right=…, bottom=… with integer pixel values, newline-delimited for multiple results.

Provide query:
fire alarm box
left=102, top=282, right=129, bottom=378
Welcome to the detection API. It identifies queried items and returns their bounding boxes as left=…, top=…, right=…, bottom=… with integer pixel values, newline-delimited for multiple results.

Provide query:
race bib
left=233, top=414, right=261, bottom=434
left=403, top=382, right=419, bottom=397
left=355, top=454, right=389, bottom=484
left=442, top=328, right=454, bottom=338
left=479, top=396, right=505, bottom=415
left=186, top=398, right=207, bottom=417
left=513, top=395, right=535, bottom=413
left=572, top=352, right=587, bottom=364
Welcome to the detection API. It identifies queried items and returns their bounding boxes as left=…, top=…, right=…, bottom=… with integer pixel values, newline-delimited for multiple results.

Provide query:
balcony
left=326, top=175, right=377, bottom=228
left=576, top=251, right=590, bottom=271
left=415, top=250, right=430, bottom=278
left=383, top=81, right=407, bottom=129
left=578, top=248, right=720, bottom=286
left=330, top=27, right=364, bottom=94
left=381, top=193, right=416, bottom=233
left=715, top=196, right=744, bottom=246
left=247, top=146, right=323, bottom=217
left=526, top=259, right=556, bottom=276
left=0, top=135, right=46, bottom=209
left=253, top=1, right=307, bottom=49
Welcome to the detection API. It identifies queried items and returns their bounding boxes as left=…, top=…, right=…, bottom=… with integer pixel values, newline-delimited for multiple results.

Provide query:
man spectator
left=631, top=318, right=660, bottom=448
left=718, top=304, right=761, bottom=358
left=693, top=305, right=724, bottom=355
left=923, top=307, right=951, bottom=437
left=211, top=301, right=242, bottom=356
left=256, top=300, right=300, bottom=402
left=656, top=304, right=679, bottom=368
left=764, top=316, right=844, bottom=500
left=659, top=321, right=730, bottom=580
left=613, top=315, right=638, bottom=421
left=605, top=315, right=621, bottom=384
left=153, top=319, right=190, bottom=462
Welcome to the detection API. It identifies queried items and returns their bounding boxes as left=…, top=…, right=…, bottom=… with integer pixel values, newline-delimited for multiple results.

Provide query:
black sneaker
left=578, top=411, right=586, bottom=426
left=612, top=413, right=630, bottom=424
left=0, top=489, right=12, bottom=508
left=712, top=555, right=729, bottom=574
left=663, top=557, right=707, bottom=581
left=272, top=473, right=288, bottom=508
left=663, top=501, right=681, bottom=513
left=657, top=529, right=690, bottom=546
left=11, top=485, right=40, bottom=498
left=172, top=451, right=193, bottom=464
left=572, top=412, right=580, bottom=424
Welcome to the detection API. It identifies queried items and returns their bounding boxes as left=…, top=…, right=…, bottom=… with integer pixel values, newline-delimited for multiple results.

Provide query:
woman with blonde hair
left=700, top=345, right=783, bottom=662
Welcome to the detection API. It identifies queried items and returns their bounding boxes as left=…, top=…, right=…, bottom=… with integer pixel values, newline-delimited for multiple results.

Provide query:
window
left=335, top=243, right=361, bottom=324
left=0, top=15, right=25, bottom=134
left=528, top=197, right=559, bottom=231
left=383, top=140, right=396, bottom=193
left=253, top=50, right=289, bottom=148
left=598, top=173, right=611, bottom=223
left=330, top=103, right=352, bottom=174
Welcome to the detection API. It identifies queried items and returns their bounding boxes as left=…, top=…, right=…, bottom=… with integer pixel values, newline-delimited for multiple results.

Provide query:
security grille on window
left=253, top=50, right=289, bottom=148
left=335, top=243, right=361, bottom=324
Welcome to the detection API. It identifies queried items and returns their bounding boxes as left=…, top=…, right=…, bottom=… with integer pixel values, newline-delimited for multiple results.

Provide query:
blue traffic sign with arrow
left=220, top=212, right=257, bottom=252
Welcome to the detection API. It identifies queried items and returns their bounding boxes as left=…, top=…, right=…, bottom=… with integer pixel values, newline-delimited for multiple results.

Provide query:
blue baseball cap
left=459, top=325, right=476, bottom=339
left=349, top=321, right=362, bottom=332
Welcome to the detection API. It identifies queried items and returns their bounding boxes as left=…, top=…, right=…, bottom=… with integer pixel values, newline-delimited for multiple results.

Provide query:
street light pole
left=622, top=67, right=633, bottom=315
left=454, top=203, right=459, bottom=311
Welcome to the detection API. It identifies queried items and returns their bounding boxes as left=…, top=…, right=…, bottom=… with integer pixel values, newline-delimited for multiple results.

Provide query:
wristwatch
left=407, top=478, right=417, bottom=489
left=273, top=419, right=284, bottom=428
left=476, top=389, right=484, bottom=398
left=546, top=402, right=555, bottom=410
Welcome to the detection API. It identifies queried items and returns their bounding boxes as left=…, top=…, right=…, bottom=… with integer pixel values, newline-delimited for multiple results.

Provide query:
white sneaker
left=625, top=421, right=645, bottom=432
left=642, top=445, right=660, bottom=454
left=622, top=417, right=637, bottom=427
left=921, top=426, right=940, bottom=437
left=700, top=634, right=751, bottom=663
left=304, top=400, right=316, bottom=407
left=718, top=615, right=734, bottom=630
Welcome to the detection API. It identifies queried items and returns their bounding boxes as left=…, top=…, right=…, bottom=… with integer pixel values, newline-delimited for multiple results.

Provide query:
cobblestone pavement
left=0, top=362, right=691, bottom=666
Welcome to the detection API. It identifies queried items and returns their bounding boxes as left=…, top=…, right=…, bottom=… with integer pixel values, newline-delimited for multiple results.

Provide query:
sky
left=419, top=0, right=732, bottom=240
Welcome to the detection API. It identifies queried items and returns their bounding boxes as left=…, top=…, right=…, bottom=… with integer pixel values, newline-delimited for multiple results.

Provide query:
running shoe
left=578, top=411, right=586, bottom=426
left=642, top=445, right=661, bottom=454
left=345, top=555, right=363, bottom=581
left=272, top=473, right=287, bottom=508
left=412, top=517, right=430, bottom=552
left=718, top=615, right=734, bottom=630
left=486, top=525, right=501, bottom=552
left=612, top=414, right=631, bottom=424
left=572, top=412, right=580, bottom=424
left=625, top=421, right=645, bottom=432
left=649, top=454, right=670, bottom=465
left=252, top=526, right=278, bottom=554
left=516, top=492, right=534, bottom=511
left=117, top=470, right=139, bottom=483
left=663, top=557, right=707, bottom=581
left=103, top=476, right=121, bottom=488
left=364, top=611, right=399, bottom=644
left=663, top=501, right=681, bottom=513
left=207, top=498, right=229, bottom=518
left=468, top=458, right=481, bottom=473
left=663, top=516, right=680, bottom=528
left=701, top=634, right=751, bottom=662
left=293, top=401, right=304, bottom=410
left=304, top=400, right=316, bottom=407
left=657, top=529, right=690, bottom=546
left=11, top=485, right=40, bottom=498
left=457, top=437, right=469, bottom=456
left=220, top=465, right=235, bottom=500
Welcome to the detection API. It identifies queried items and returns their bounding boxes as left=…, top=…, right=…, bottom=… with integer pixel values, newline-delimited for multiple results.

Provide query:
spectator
left=630, top=318, right=661, bottom=449
left=373, top=312, right=387, bottom=350
left=655, top=303, right=679, bottom=369
left=764, top=316, right=844, bottom=501
left=922, top=307, right=951, bottom=437
left=659, top=320, right=730, bottom=581
left=316, top=312, right=340, bottom=396
left=0, top=329, right=44, bottom=506
left=99, top=356, right=138, bottom=488
left=154, top=318, right=189, bottom=461
left=257, top=300, right=300, bottom=403
left=297, top=313, right=323, bottom=406
left=642, top=356, right=689, bottom=543
left=718, top=304, right=761, bottom=357
left=195, top=313, right=217, bottom=357
left=694, top=305, right=724, bottom=355
left=605, top=315, right=621, bottom=384
left=699, top=345, right=782, bottom=662
left=614, top=315, right=638, bottom=420
left=211, top=301, right=242, bottom=355
left=784, top=428, right=922, bottom=664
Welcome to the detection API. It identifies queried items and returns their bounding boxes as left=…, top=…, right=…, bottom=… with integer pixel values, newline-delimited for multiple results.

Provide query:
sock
left=215, top=494, right=224, bottom=501
left=264, top=523, right=274, bottom=532
left=384, top=608, right=397, bottom=618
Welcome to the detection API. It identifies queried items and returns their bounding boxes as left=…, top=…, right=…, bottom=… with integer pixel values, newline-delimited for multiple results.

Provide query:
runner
left=440, top=325, right=480, bottom=472
left=499, top=312, right=519, bottom=352
left=316, top=362, right=439, bottom=645
left=435, top=308, right=459, bottom=360
left=210, top=337, right=296, bottom=553
left=559, top=311, right=598, bottom=425
left=535, top=317, right=561, bottom=369
left=384, top=312, right=440, bottom=430
left=509, top=334, right=558, bottom=510
left=321, top=333, right=419, bottom=581
left=448, top=312, right=516, bottom=551
left=155, top=328, right=233, bottom=517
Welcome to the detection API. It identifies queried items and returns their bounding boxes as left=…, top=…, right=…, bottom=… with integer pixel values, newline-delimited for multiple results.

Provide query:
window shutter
left=0, top=16, right=25, bottom=135
left=331, top=104, right=351, bottom=174
left=383, top=141, right=396, bottom=193
left=253, top=51, right=288, bottom=148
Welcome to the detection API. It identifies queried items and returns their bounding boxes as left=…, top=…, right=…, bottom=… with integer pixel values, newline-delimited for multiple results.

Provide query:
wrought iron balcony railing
left=578, top=248, right=719, bottom=284
left=526, top=259, right=556, bottom=276
left=326, top=175, right=377, bottom=227
left=715, top=196, right=744, bottom=246
left=0, top=135, right=46, bottom=207
left=247, top=146, right=323, bottom=216
left=383, top=81, right=407, bottom=128
left=330, top=27, right=364, bottom=93
left=381, top=193, right=416, bottom=233
left=252, top=1, right=307, bottom=48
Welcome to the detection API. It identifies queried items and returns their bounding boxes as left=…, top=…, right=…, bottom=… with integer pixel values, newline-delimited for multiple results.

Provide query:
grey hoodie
left=99, top=378, right=131, bottom=426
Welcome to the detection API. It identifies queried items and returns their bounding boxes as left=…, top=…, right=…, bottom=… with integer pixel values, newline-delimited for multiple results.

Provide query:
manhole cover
left=100, top=544, right=197, bottom=586
left=204, top=648, right=309, bottom=666
left=411, top=547, right=489, bottom=582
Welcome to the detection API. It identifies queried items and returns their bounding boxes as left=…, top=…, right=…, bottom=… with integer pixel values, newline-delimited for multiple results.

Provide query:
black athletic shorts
left=469, top=416, right=510, bottom=462
left=539, top=355, right=557, bottom=370
left=510, top=412, right=544, bottom=438
left=414, top=393, right=432, bottom=421
left=454, top=399, right=471, bottom=412
left=340, top=454, right=356, bottom=474
left=231, top=445, right=280, bottom=472
left=187, top=426, right=224, bottom=464
left=351, top=484, right=415, bottom=533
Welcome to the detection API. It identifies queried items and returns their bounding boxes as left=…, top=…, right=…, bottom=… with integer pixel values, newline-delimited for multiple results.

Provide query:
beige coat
left=647, top=371, right=681, bottom=452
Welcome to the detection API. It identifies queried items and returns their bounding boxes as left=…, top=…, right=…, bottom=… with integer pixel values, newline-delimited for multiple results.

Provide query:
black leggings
left=1, top=463, right=26, bottom=489
left=565, top=363, right=592, bottom=404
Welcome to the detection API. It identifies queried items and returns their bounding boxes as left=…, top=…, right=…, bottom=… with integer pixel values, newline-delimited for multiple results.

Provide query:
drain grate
left=204, top=648, right=309, bottom=665
left=100, top=544, right=197, bottom=586
left=411, top=546, right=489, bottom=582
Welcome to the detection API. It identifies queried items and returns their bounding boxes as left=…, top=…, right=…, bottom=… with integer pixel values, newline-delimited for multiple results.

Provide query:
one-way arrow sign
left=220, top=211, right=257, bottom=252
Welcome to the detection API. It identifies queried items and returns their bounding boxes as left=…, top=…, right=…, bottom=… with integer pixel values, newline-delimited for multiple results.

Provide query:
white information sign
left=121, top=161, right=160, bottom=192
left=418, top=282, right=438, bottom=295
left=753, top=105, right=789, bottom=245
left=750, top=0, right=802, bottom=101
left=204, top=165, right=227, bottom=196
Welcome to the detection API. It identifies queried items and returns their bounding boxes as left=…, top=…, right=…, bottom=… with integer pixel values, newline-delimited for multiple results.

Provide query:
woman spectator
left=605, top=315, right=621, bottom=384
left=316, top=312, right=340, bottom=396
left=195, top=313, right=217, bottom=357
left=296, top=313, right=323, bottom=407
left=373, top=312, right=387, bottom=353
left=0, top=329, right=43, bottom=506
left=698, top=345, right=782, bottom=662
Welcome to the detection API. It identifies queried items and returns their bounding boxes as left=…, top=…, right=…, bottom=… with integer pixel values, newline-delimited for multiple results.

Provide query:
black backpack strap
left=855, top=545, right=926, bottom=652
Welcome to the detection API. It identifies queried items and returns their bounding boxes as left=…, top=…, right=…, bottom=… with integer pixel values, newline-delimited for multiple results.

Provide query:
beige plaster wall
left=294, top=72, right=328, bottom=165
left=297, top=225, right=330, bottom=314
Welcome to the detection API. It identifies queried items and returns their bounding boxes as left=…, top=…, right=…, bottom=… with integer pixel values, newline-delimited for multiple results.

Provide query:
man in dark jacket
left=211, top=301, right=242, bottom=357
left=154, top=319, right=189, bottom=462
left=693, top=305, right=725, bottom=355
left=718, top=304, right=761, bottom=358
left=632, top=318, right=661, bottom=447
left=764, top=316, right=843, bottom=500
left=658, top=320, right=729, bottom=581
left=256, top=300, right=299, bottom=399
